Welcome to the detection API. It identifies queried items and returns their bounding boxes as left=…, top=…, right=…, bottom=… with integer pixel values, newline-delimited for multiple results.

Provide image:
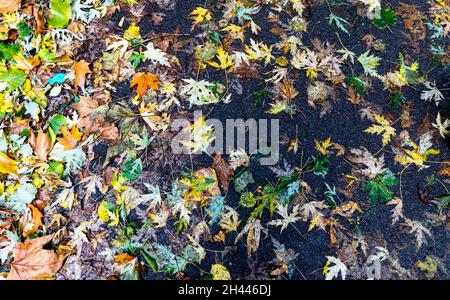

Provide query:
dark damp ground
left=103, top=0, right=450, bottom=279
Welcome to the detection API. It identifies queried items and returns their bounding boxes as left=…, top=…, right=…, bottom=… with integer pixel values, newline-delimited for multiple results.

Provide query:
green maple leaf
left=363, top=170, right=398, bottom=205
left=372, top=7, right=397, bottom=29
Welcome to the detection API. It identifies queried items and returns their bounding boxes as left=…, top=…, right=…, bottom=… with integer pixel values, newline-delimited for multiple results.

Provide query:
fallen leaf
left=100, top=124, right=120, bottom=143
left=386, top=197, right=404, bottom=224
left=211, top=264, right=231, bottom=280
left=31, top=130, right=52, bottom=161
left=438, top=165, right=450, bottom=177
left=212, top=153, right=234, bottom=194
left=57, top=126, right=83, bottom=150
left=0, top=0, right=20, bottom=13
left=417, top=184, right=433, bottom=205
left=0, top=152, right=18, bottom=175
left=73, top=60, right=91, bottom=94
left=130, top=72, right=160, bottom=97
left=72, top=96, right=99, bottom=118
left=19, top=205, right=43, bottom=238
left=7, top=235, right=66, bottom=280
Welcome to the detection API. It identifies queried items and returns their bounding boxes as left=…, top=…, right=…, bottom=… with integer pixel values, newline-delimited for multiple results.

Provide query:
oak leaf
left=386, top=197, right=403, bottom=224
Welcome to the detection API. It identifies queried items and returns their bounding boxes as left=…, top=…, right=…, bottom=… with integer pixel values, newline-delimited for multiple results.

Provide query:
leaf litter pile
left=0, top=0, right=449, bottom=280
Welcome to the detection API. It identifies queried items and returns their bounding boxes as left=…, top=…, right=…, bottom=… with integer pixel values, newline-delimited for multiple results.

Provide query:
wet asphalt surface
left=104, top=0, right=449, bottom=279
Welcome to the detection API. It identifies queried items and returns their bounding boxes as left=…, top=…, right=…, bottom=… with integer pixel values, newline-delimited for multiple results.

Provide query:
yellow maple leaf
left=183, top=168, right=220, bottom=205
left=13, top=53, right=40, bottom=73
left=288, top=138, right=300, bottom=153
left=306, top=68, right=318, bottom=79
left=244, top=39, right=273, bottom=65
left=364, top=113, right=396, bottom=146
left=221, top=24, right=245, bottom=42
left=207, top=47, right=234, bottom=71
left=0, top=151, right=18, bottom=175
left=315, top=137, right=332, bottom=155
left=395, top=144, right=440, bottom=167
left=266, top=100, right=288, bottom=115
left=308, top=213, right=327, bottom=231
left=190, top=7, right=212, bottom=28
left=180, top=116, right=215, bottom=153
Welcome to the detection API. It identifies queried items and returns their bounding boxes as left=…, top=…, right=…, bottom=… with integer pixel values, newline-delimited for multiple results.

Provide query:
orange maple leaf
left=130, top=72, right=160, bottom=97
left=73, top=60, right=91, bottom=94
left=57, top=126, right=83, bottom=150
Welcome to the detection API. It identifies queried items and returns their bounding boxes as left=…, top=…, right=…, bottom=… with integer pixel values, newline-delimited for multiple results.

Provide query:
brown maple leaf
left=279, top=79, right=299, bottom=101
left=72, top=96, right=99, bottom=118
left=7, top=235, right=66, bottom=280
left=100, top=123, right=120, bottom=144
left=212, top=153, right=234, bottom=194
